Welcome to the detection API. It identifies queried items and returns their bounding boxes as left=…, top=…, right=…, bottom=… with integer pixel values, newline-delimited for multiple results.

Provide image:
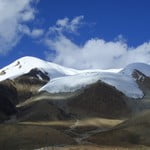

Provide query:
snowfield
left=0, top=56, right=150, bottom=99
left=39, top=72, right=144, bottom=99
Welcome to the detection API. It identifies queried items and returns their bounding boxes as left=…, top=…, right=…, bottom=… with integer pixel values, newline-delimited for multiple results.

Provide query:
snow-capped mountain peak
left=0, top=56, right=80, bottom=81
left=0, top=56, right=150, bottom=99
left=0, top=56, right=123, bottom=82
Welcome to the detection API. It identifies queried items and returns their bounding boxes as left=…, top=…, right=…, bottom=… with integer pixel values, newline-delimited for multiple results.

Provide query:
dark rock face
left=18, top=68, right=50, bottom=83
left=0, top=80, right=18, bottom=121
left=132, top=69, right=147, bottom=82
left=14, top=68, right=50, bottom=102
left=132, top=69, right=150, bottom=90
left=67, top=81, right=131, bottom=119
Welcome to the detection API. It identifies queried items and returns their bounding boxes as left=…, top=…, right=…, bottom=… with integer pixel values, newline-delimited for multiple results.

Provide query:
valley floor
left=1, top=116, right=150, bottom=150
left=0, top=117, right=123, bottom=150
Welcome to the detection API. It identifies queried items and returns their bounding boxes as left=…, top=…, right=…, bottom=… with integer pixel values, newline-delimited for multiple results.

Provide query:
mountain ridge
left=1, top=56, right=150, bottom=99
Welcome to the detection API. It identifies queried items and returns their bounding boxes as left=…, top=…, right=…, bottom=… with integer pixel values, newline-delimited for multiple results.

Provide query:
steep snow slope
left=0, top=56, right=80, bottom=81
left=39, top=72, right=143, bottom=99
left=120, top=63, right=150, bottom=77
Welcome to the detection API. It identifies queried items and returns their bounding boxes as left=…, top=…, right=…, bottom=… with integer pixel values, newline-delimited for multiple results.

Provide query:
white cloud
left=19, top=25, right=44, bottom=38
left=45, top=16, right=150, bottom=69
left=21, top=10, right=35, bottom=21
left=48, top=16, right=84, bottom=34
left=56, top=17, right=69, bottom=27
left=30, top=29, right=44, bottom=38
left=0, top=0, right=38, bottom=54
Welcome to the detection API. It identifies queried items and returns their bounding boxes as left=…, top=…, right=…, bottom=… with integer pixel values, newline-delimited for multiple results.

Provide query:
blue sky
left=0, top=0, right=150, bottom=69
